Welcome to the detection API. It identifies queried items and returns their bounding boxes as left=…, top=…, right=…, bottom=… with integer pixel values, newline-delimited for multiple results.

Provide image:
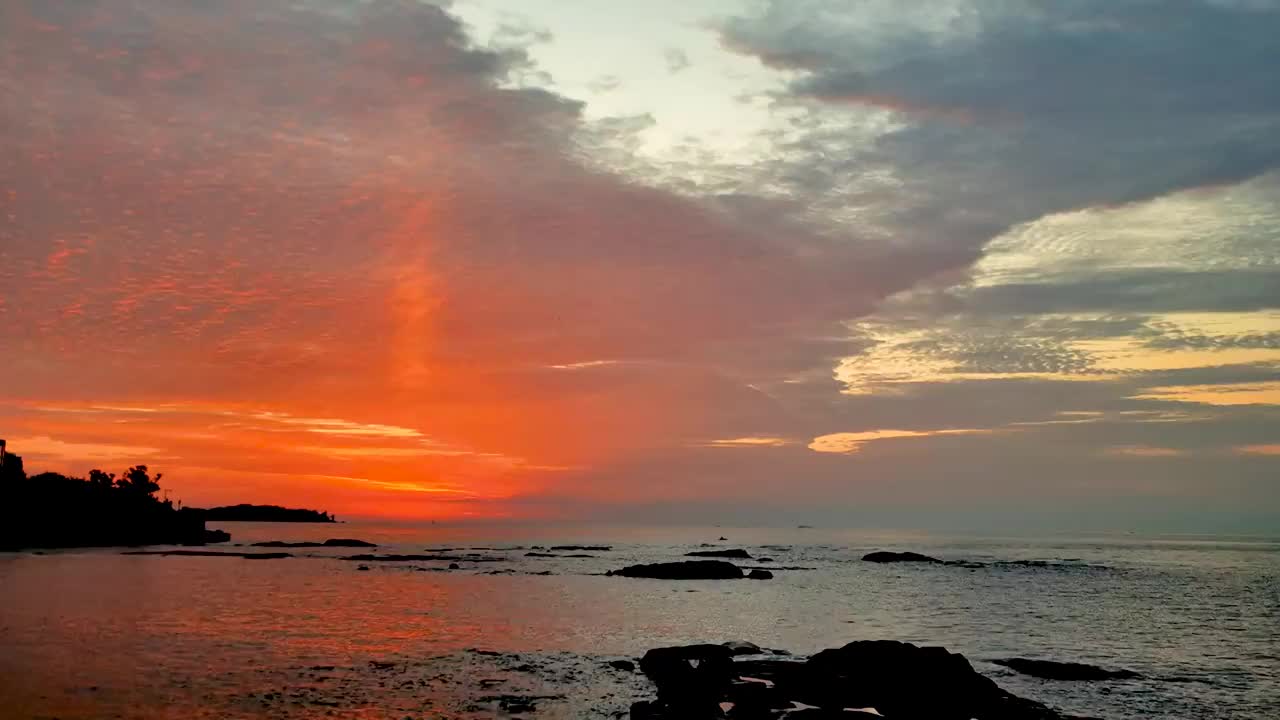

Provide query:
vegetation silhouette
left=0, top=451, right=227, bottom=550
left=194, top=504, right=336, bottom=523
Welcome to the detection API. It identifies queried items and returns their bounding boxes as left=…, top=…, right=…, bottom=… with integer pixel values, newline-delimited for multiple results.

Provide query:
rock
left=722, top=641, right=764, bottom=656
left=203, top=529, right=232, bottom=544
left=251, top=538, right=375, bottom=548
left=747, top=569, right=773, bottom=580
left=640, top=644, right=735, bottom=712
left=526, top=552, right=560, bottom=557
left=322, top=538, right=377, bottom=547
left=686, top=549, right=752, bottom=559
left=994, top=658, right=1140, bottom=681
left=356, top=565, right=370, bottom=571
left=550, top=545, right=611, bottom=551
left=609, top=660, right=636, bottom=672
left=718, top=536, right=728, bottom=541
left=608, top=561, right=744, bottom=580
left=122, top=550, right=290, bottom=559
left=861, top=550, right=943, bottom=564
left=448, top=563, right=460, bottom=570
left=343, top=554, right=505, bottom=562
left=630, top=640, right=1067, bottom=720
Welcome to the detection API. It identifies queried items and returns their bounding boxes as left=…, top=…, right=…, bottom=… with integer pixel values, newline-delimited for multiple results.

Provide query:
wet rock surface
left=251, top=538, right=377, bottom=548
left=632, top=640, right=1080, bottom=719
left=862, top=551, right=944, bottom=564
left=995, top=658, right=1140, bottom=681
left=608, top=561, right=744, bottom=580
left=122, top=550, right=292, bottom=559
left=686, top=549, right=753, bottom=559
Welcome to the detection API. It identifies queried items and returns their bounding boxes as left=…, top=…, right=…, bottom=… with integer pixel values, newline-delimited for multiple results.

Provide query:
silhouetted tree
left=88, top=469, right=116, bottom=491
left=118, top=465, right=161, bottom=498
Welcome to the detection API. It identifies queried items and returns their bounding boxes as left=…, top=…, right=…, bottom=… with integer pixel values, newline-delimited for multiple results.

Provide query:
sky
left=1, top=0, right=1277, bottom=531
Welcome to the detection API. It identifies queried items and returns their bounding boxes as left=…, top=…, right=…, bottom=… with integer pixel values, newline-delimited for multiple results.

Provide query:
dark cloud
left=723, top=0, right=1280, bottom=245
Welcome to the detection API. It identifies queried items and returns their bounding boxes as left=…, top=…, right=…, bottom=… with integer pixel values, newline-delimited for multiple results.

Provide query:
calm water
left=1, top=524, right=1277, bottom=719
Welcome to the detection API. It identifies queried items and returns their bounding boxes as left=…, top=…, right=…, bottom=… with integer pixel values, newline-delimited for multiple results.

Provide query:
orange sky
left=2, top=1, right=1277, bottom=528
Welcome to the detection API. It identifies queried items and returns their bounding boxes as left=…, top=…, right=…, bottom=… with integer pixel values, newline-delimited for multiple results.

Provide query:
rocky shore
left=628, top=640, right=1098, bottom=719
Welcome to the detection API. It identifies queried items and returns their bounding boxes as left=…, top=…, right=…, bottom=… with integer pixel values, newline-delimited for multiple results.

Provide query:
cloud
left=1131, top=382, right=1280, bottom=406
left=1236, top=444, right=1280, bottom=456
left=703, top=437, right=793, bottom=448
left=808, top=428, right=991, bottom=454
left=2, top=0, right=1277, bottom=525
left=664, top=47, right=691, bottom=73
left=1105, top=446, right=1187, bottom=459
left=10, top=436, right=162, bottom=463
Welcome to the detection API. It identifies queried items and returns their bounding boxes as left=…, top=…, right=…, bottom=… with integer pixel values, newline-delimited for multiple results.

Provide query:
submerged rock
left=608, top=561, right=744, bottom=580
left=609, top=660, right=636, bottom=672
left=631, top=640, right=1069, bottom=719
left=747, top=569, right=774, bottom=580
left=994, top=658, right=1139, bottom=681
left=686, top=549, right=752, bottom=559
left=861, top=551, right=943, bottom=564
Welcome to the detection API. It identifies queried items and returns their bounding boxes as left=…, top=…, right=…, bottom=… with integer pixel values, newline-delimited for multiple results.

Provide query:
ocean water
left=0, top=523, right=1276, bottom=719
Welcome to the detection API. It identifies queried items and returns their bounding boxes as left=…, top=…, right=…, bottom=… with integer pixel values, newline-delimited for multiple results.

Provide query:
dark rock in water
left=994, top=658, right=1140, bottom=681
left=526, top=552, right=560, bottom=557
left=448, top=563, right=460, bottom=570
left=747, top=569, right=773, bottom=580
left=640, top=644, right=735, bottom=711
left=356, top=565, right=370, bottom=571
left=204, top=529, right=232, bottom=544
left=608, top=560, right=744, bottom=580
left=343, top=553, right=505, bottom=563
left=722, top=641, right=764, bottom=656
left=862, top=550, right=943, bottom=564
left=550, top=545, right=611, bottom=551
left=632, top=640, right=1068, bottom=719
left=718, top=536, right=728, bottom=541
left=323, top=538, right=377, bottom=547
left=122, top=550, right=290, bottom=559
left=757, top=557, right=774, bottom=562
left=251, top=538, right=376, bottom=548
left=686, top=549, right=752, bottom=559
left=609, top=660, right=636, bottom=672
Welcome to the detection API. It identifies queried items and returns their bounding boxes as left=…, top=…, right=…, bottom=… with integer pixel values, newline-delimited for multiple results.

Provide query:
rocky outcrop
left=122, top=550, right=291, bottom=559
left=747, top=569, right=773, bottom=580
left=608, top=560, right=744, bottom=580
left=994, top=658, right=1139, bottom=681
left=343, top=553, right=505, bottom=563
left=862, top=551, right=943, bottom=563
left=686, top=549, right=752, bottom=559
left=251, top=538, right=375, bottom=548
left=631, top=640, right=1071, bottom=719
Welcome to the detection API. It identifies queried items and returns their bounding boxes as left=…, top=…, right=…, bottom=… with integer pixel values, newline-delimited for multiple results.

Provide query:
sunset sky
left=2, top=0, right=1277, bottom=529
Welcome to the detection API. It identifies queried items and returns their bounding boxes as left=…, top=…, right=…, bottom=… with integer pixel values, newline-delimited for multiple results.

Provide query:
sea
left=0, top=523, right=1276, bottom=719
